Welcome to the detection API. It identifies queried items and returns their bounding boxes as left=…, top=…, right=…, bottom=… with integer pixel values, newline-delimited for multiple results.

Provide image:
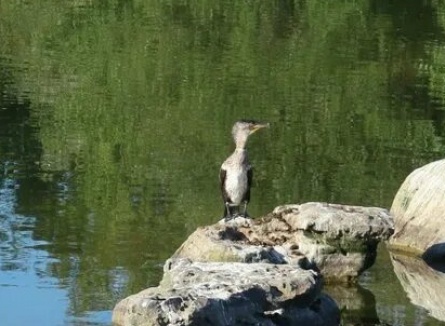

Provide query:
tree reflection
left=1, top=0, right=445, bottom=325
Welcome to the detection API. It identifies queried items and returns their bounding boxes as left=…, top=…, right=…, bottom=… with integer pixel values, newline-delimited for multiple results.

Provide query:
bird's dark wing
left=244, top=166, right=253, bottom=203
left=219, top=168, right=230, bottom=203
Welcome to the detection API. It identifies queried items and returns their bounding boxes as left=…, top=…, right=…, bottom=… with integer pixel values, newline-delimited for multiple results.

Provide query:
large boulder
left=112, top=258, right=340, bottom=326
left=174, top=202, right=394, bottom=283
left=390, top=159, right=445, bottom=255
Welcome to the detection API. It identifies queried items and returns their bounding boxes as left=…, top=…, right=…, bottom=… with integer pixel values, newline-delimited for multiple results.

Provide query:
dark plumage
left=220, top=120, right=269, bottom=220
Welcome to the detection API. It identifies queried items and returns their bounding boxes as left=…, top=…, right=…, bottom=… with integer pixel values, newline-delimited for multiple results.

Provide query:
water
left=1, top=1, right=445, bottom=325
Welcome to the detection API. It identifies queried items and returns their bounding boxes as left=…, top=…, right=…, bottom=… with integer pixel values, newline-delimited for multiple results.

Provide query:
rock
left=390, top=252, right=445, bottom=322
left=174, top=202, right=394, bottom=283
left=390, top=159, right=445, bottom=255
left=113, top=202, right=393, bottom=325
left=112, top=258, right=340, bottom=326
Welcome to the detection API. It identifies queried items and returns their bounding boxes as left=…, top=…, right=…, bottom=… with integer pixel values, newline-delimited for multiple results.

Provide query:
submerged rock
left=390, top=159, right=445, bottom=256
left=113, top=258, right=340, bottom=326
left=112, top=202, right=393, bottom=326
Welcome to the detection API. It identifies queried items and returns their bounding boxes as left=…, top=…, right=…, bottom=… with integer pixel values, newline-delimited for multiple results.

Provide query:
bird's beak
left=250, top=122, right=270, bottom=134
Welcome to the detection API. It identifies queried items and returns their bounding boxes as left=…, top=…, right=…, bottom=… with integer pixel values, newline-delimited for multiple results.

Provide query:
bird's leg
left=224, top=202, right=236, bottom=220
left=241, top=201, right=249, bottom=218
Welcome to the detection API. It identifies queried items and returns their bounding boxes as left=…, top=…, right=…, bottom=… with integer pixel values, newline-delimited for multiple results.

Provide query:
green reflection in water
left=1, top=0, right=445, bottom=325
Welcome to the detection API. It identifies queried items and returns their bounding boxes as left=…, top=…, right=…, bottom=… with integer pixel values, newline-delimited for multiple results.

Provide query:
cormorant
left=220, top=120, right=269, bottom=220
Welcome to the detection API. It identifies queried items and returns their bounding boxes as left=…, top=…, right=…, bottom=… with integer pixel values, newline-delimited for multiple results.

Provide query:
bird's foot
left=223, top=214, right=238, bottom=221
left=237, top=213, right=250, bottom=219
left=223, top=213, right=250, bottom=222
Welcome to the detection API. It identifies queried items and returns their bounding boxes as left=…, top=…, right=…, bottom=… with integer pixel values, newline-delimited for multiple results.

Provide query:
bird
left=220, top=120, right=269, bottom=220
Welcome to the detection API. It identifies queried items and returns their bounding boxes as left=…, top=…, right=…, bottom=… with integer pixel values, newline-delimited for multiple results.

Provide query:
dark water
left=1, top=1, right=445, bottom=325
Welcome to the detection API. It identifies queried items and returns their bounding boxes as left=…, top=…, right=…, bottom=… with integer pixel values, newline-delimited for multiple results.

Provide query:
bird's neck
left=234, top=134, right=248, bottom=150
left=234, top=147, right=246, bottom=153
left=232, top=147, right=248, bottom=164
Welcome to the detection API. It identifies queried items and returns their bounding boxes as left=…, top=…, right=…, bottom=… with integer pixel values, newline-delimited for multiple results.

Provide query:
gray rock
left=390, top=159, right=445, bottom=255
left=174, top=202, right=393, bottom=283
left=270, top=203, right=394, bottom=283
left=112, top=258, right=340, bottom=326
left=113, top=202, right=393, bottom=325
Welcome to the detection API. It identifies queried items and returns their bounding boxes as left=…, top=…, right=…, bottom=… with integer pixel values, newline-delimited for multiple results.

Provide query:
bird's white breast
left=225, top=168, right=248, bottom=205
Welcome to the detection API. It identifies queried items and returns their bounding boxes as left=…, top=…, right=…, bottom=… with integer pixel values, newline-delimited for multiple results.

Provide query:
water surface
left=1, top=1, right=445, bottom=325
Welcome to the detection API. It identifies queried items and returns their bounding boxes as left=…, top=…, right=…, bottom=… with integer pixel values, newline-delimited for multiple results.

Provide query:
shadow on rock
left=422, top=242, right=445, bottom=273
left=113, top=258, right=341, bottom=326
left=190, top=287, right=340, bottom=326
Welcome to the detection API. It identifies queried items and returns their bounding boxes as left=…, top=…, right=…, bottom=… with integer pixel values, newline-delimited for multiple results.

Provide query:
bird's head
left=232, top=120, right=269, bottom=148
